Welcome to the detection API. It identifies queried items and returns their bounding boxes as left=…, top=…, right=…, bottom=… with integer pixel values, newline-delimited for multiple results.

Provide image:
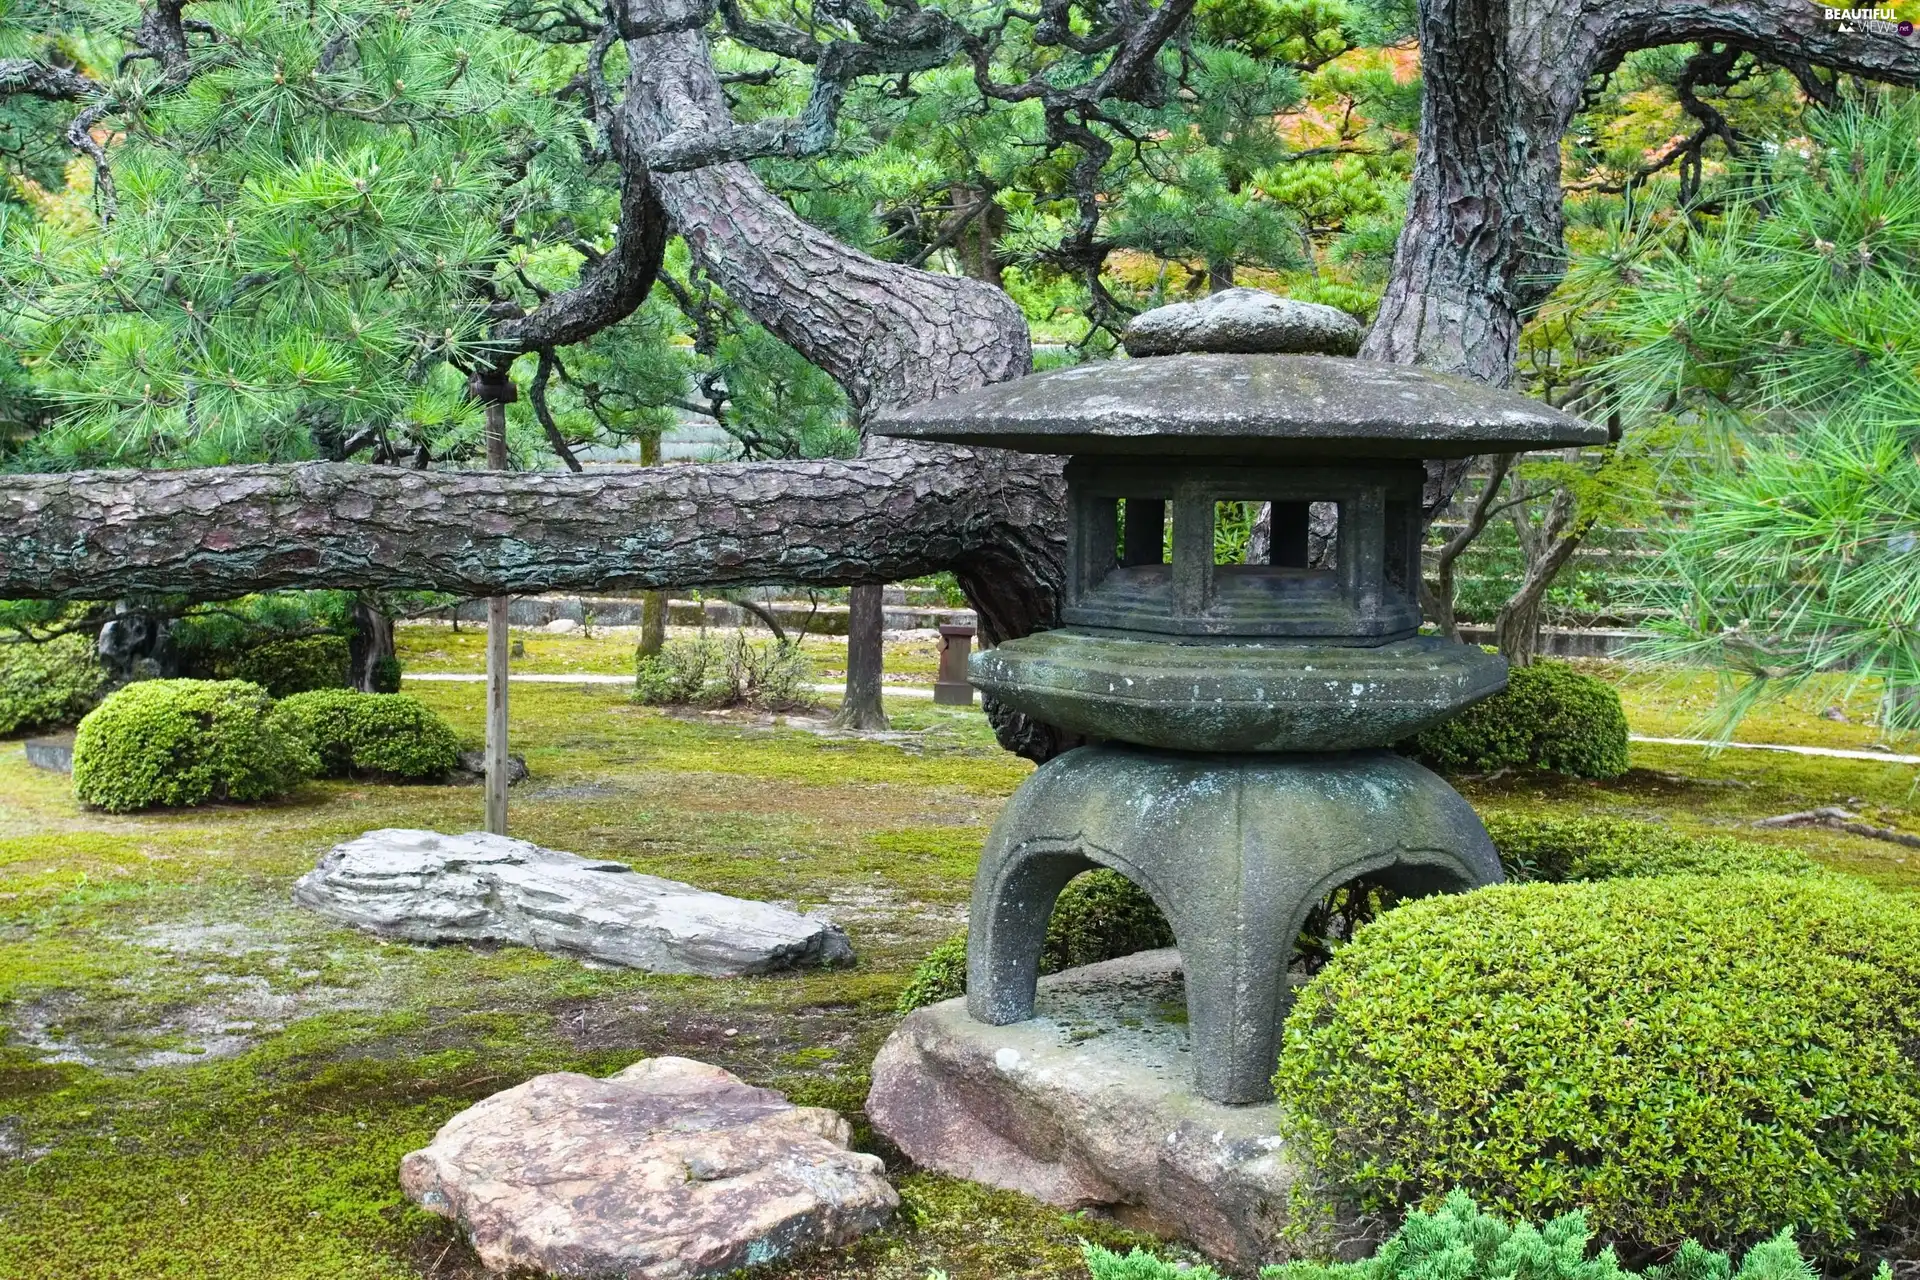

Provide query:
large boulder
left=1121, top=288, right=1363, bottom=357
left=294, top=829, right=852, bottom=975
left=867, top=949, right=1373, bottom=1266
left=402, top=1056, right=898, bottom=1279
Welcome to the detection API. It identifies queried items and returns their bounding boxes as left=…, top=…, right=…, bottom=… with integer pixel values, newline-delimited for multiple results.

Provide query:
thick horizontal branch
left=0, top=59, right=101, bottom=101
left=1594, top=0, right=1920, bottom=83
left=0, top=447, right=1065, bottom=616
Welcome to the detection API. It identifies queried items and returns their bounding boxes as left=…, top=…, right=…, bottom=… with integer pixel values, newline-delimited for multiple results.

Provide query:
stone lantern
left=873, top=315, right=1603, bottom=1106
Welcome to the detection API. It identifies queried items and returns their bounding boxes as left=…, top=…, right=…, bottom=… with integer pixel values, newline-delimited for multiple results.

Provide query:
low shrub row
left=70, top=680, right=462, bottom=812
left=1085, top=1191, right=1856, bottom=1280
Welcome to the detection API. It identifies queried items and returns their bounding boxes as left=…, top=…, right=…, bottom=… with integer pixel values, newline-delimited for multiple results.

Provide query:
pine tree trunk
left=636, top=430, right=667, bottom=659
left=832, top=584, right=889, bottom=730
left=348, top=593, right=396, bottom=692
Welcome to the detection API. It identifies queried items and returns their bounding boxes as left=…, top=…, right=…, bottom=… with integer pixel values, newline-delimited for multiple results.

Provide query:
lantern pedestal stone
left=867, top=948, right=1378, bottom=1267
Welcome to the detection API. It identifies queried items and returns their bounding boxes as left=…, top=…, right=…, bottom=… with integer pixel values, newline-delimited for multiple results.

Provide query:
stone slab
left=867, top=949, right=1372, bottom=1266
left=294, top=829, right=853, bottom=975
left=402, top=1056, right=897, bottom=1279
left=23, top=733, right=75, bottom=773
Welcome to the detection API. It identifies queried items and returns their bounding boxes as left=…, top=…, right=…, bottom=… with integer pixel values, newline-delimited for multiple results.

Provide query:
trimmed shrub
left=276, top=689, right=460, bottom=780
left=1482, top=812, right=1818, bottom=882
left=1409, top=661, right=1629, bottom=778
left=895, top=934, right=968, bottom=1013
left=1274, top=874, right=1920, bottom=1266
left=220, top=634, right=351, bottom=697
left=369, top=655, right=404, bottom=694
left=71, top=680, right=316, bottom=812
left=1086, top=1191, right=1849, bottom=1280
left=634, top=631, right=813, bottom=711
left=0, top=632, right=109, bottom=735
left=897, top=870, right=1176, bottom=1013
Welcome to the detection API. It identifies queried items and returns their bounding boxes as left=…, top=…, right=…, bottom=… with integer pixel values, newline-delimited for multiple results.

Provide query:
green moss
left=4, top=670, right=1920, bottom=1280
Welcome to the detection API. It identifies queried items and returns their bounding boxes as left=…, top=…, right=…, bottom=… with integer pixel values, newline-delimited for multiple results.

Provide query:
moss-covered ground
left=1, top=646, right=1917, bottom=1278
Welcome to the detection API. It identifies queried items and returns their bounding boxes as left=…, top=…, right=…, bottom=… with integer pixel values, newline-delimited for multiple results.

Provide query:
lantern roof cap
left=870, top=353, right=1605, bottom=459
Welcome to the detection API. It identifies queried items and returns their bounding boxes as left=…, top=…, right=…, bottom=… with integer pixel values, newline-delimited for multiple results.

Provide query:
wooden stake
left=474, top=373, right=516, bottom=837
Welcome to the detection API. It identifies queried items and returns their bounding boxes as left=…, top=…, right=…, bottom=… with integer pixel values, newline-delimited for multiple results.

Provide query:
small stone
left=293, top=829, right=854, bottom=975
left=402, top=1056, right=898, bottom=1280
left=1122, top=288, right=1363, bottom=358
left=866, top=950, right=1374, bottom=1266
left=451, top=750, right=529, bottom=786
left=546, top=617, right=580, bottom=633
left=1823, top=706, right=1850, bottom=722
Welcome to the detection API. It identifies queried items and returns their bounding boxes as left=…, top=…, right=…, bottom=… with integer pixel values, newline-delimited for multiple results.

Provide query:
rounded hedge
left=0, top=632, right=109, bottom=736
left=1410, top=661, right=1629, bottom=778
left=276, top=689, right=461, bottom=780
left=221, top=634, right=351, bottom=697
left=72, top=680, right=316, bottom=812
left=1482, top=812, right=1817, bottom=882
left=1274, top=874, right=1920, bottom=1265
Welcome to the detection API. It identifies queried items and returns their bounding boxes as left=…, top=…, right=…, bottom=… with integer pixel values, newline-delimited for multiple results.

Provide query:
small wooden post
left=470, top=370, right=518, bottom=836
left=934, top=624, right=976, bottom=706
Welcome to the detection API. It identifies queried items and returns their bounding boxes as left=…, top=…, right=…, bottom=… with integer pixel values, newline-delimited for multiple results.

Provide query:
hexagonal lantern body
left=876, top=353, right=1605, bottom=753
left=871, top=343, right=1604, bottom=1105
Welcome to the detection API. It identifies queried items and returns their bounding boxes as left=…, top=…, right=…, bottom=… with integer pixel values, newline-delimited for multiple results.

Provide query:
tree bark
left=832, top=583, right=889, bottom=730
left=619, top=21, right=1032, bottom=419
left=1366, top=0, right=1920, bottom=385
left=0, top=453, right=1063, bottom=603
left=347, top=593, right=397, bottom=692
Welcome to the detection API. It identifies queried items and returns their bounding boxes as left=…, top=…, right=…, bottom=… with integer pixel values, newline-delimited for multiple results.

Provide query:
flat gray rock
left=402, top=1056, right=897, bottom=1279
left=294, top=829, right=852, bottom=975
left=866, top=950, right=1374, bottom=1266
left=1122, top=288, right=1364, bottom=357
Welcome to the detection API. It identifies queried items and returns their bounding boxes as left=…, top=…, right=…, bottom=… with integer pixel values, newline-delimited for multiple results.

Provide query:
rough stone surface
left=23, top=733, right=74, bottom=773
left=450, top=750, right=529, bottom=787
left=1121, top=289, right=1365, bottom=358
left=293, top=829, right=853, bottom=975
left=971, top=629, right=1507, bottom=752
left=969, top=747, right=1500, bottom=1103
left=868, top=950, right=1373, bottom=1266
left=403, top=1056, right=897, bottom=1280
left=871, top=353, right=1603, bottom=459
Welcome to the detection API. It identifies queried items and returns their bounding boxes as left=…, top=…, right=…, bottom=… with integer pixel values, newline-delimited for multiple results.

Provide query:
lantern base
left=970, top=629, right=1505, bottom=752
left=966, top=745, right=1501, bottom=1105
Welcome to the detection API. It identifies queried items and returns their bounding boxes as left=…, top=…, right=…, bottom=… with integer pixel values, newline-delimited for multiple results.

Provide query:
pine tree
left=1592, top=97, right=1920, bottom=734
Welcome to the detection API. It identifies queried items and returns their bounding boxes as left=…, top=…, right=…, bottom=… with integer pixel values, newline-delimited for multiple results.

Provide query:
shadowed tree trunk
left=347, top=593, right=396, bottom=692
left=833, top=584, right=890, bottom=730
left=636, top=431, right=668, bottom=659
